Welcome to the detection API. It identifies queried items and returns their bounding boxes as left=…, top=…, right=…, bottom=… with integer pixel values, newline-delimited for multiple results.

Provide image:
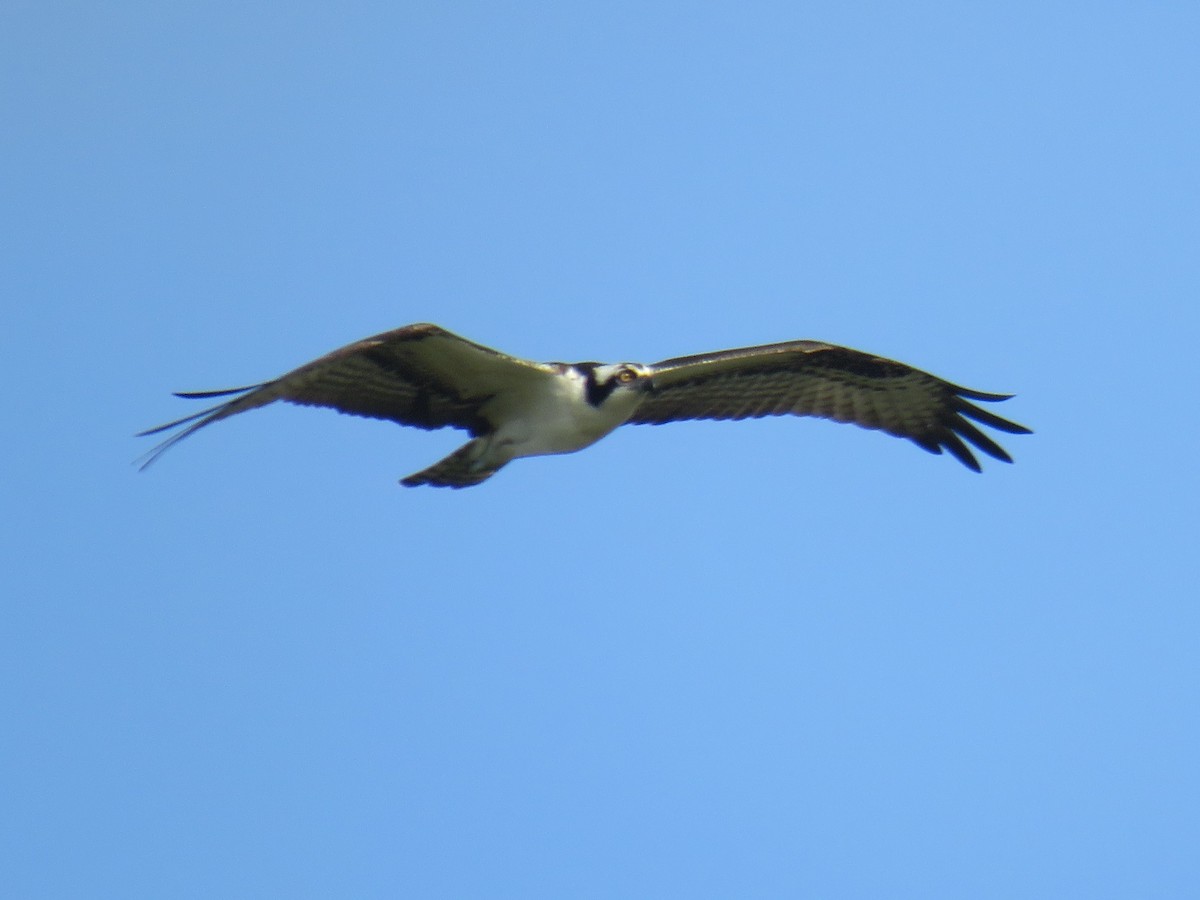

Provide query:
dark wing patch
left=631, top=340, right=1031, bottom=471
left=136, top=323, right=554, bottom=469
left=280, top=327, right=494, bottom=431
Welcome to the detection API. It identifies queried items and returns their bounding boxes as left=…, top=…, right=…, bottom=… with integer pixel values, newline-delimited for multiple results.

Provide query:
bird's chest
left=490, top=380, right=637, bottom=458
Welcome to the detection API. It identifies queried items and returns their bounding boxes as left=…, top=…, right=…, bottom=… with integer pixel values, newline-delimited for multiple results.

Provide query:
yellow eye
left=617, top=368, right=637, bottom=383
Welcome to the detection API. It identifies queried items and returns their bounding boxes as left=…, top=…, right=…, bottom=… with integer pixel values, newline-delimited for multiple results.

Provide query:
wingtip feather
left=172, top=385, right=262, bottom=400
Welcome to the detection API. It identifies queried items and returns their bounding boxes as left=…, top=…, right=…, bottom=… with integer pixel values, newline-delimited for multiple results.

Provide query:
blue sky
left=4, top=2, right=1198, bottom=896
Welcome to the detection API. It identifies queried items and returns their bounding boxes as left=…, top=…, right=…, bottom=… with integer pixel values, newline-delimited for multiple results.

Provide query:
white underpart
left=477, top=365, right=646, bottom=467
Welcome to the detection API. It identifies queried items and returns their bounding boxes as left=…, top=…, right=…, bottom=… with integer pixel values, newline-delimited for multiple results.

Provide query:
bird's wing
left=630, top=339, right=1031, bottom=471
left=137, top=324, right=557, bottom=468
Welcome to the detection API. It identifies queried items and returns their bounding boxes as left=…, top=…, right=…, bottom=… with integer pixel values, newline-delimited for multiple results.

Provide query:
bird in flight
left=138, top=323, right=1031, bottom=488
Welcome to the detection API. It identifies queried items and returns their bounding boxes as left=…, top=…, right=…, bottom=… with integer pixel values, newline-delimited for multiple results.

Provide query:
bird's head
left=577, top=362, right=656, bottom=407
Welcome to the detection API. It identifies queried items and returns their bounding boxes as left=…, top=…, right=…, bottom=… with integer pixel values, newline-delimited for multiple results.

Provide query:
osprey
left=138, top=323, right=1030, bottom=488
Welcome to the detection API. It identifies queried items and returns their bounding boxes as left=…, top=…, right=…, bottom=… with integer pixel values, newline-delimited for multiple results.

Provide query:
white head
left=574, top=362, right=655, bottom=409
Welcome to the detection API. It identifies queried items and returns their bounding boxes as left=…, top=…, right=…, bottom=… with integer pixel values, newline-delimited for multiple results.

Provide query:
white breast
left=486, top=368, right=642, bottom=460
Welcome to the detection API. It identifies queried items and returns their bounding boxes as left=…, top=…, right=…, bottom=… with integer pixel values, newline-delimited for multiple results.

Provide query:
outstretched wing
left=137, top=323, right=556, bottom=469
left=630, top=340, right=1031, bottom=471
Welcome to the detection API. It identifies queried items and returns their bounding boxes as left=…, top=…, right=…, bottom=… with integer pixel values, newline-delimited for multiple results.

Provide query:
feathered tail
left=400, top=439, right=506, bottom=489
